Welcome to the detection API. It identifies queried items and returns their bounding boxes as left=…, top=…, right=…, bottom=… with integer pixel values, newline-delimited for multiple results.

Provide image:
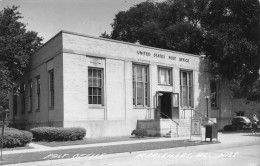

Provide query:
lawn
left=34, top=136, right=159, bottom=147
left=3, top=145, right=33, bottom=151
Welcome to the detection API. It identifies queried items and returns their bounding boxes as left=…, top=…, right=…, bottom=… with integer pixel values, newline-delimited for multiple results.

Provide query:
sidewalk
left=1, top=132, right=260, bottom=166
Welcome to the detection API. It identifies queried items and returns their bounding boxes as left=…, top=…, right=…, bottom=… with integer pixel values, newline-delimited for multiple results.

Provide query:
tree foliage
left=102, top=0, right=260, bottom=101
left=0, top=6, right=43, bottom=107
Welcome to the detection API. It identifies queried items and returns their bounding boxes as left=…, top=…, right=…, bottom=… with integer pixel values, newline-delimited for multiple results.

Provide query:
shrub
left=0, top=129, right=33, bottom=148
left=223, top=125, right=237, bottom=131
left=131, top=129, right=147, bottom=138
left=3, top=127, right=19, bottom=131
left=30, top=127, right=86, bottom=142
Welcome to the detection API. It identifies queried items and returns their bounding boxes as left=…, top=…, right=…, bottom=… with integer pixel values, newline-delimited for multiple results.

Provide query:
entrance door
left=160, top=92, right=172, bottom=119
left=156, top=92, right=179, bottom=119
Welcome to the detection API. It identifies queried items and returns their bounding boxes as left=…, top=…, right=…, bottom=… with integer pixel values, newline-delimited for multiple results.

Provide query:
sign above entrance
left=157, top=85, right=173, bottom=92
left=137, top=50, right=190, bottom=63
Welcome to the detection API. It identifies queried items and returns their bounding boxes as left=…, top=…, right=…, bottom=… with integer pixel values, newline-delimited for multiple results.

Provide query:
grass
left=3, top=145, right=33, bottom=151
left=34, top=136, right=159, bottom=147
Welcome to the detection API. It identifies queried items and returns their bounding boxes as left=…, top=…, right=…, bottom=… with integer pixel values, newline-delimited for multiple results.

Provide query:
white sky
left=0, top=0, right=163, bottom=43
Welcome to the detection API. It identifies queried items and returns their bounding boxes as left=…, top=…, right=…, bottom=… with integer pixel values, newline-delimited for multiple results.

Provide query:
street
left=67, top=142, right=260, bottom=166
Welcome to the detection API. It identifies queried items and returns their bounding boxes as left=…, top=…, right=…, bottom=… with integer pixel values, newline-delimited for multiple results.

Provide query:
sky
left=0, top=0, right=161, bottom=43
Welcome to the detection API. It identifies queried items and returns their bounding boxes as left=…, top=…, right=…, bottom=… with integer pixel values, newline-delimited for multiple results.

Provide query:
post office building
left=9, top=31, right=232, bottom=138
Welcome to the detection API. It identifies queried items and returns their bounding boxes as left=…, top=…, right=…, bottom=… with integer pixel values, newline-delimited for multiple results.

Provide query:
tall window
left=48, top=70, right=54, bottom=108
left=36, top=76, right=40, bottom=110
left=133, top=64, right=149, bottom=106
left=20, top=83, right=25, bottom=114
left=210, top=81, right=218, bottom=108
left=13, top=93, right=17, bottom=116
left=180, top=71, right=193, bottom=107
left=158, top=67, right=172, bottom=85
left=28, top=80, right=32, bottom=112
left=88, top=68, right=103, bottom=105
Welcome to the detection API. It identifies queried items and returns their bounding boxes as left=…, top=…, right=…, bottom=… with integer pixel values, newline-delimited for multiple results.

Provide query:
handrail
left=193, top=109, right=217, bottom=124
left=160, top=112, right=179, bottom=125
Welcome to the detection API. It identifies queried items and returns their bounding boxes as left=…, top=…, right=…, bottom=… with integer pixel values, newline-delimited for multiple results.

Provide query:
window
left=210, top=81, right=218, bottom=108
left=133, top=64, right=149, bottom=106
left=88, top=68, right=103, bottom=105
left=28, top=80, right=32, bottom=112
left=13, top=93, right=17, bottom=116
left=158, top=67, right=172, bottom=85
left=20, top=83, right=25, bottom=114
left=236, top=112, right=245, bottom=116
left=48, top=70, right=54, bottom=108
left=180, top=71, right=193, bottom=107
left=36, top=76, right=40, bottom=110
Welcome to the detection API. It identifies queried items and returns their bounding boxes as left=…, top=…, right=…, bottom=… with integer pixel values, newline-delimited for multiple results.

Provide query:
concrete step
left=164, top=132, right=178, bottom=138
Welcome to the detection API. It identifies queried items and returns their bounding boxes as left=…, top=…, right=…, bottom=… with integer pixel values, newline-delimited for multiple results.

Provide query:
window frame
left=13, top=92, right=17, bottom=116
left=88, top=67, right=104, bottom=106
left=158, top=67, right=172, bottom=86
left=180, top=70, right=193, bottom=108
left=210, top=81, right=218, bottom=109
left=48, top=69, right=54, bottom=109
left=35, top=75, right=41, bottom=111
left=20, top=83, right=26, bottom=114
left=28, top=80, right=33, bottom=113
left=132, top=63, right=149, bottom=107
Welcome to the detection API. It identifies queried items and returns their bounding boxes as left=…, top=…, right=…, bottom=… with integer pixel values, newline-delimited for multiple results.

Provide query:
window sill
left=89, top=105, right=104, bottom=109
left=158, top=84, right=172, bottom=86
left=133, top=106, right=151, bottom=109
left=211, top=107, right=219, bottom=110
left=49, top=107, right=54, bottom=110
left=181, top=107, right=194, bottom=109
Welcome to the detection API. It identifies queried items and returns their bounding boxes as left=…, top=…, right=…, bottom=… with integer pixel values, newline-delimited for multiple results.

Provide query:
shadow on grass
left=242, top=133, right=260, bottom=137
left=221, top=129, right=254, bottom=134
left=33, top=136, right=161, bottom=147
left=3, top=145, right=33, bottom=151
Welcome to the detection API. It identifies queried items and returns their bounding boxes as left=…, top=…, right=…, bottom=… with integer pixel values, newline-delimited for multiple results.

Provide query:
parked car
left=232, top=116, right=252, bottom=129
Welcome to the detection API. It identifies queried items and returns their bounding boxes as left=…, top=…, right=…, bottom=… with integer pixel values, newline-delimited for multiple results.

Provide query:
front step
left=164, top=131, right=178, bottom=138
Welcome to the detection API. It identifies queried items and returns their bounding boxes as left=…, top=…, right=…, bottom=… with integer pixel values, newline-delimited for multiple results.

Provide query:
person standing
left=252, top=114, right=259, bottom=134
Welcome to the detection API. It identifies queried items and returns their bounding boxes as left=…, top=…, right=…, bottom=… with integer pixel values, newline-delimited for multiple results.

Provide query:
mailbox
left=205, top=123, right=218, bottom=142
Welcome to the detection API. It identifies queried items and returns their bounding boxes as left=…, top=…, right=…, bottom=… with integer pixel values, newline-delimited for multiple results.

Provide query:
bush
left=223, top=125, right=237, bottom=131
left=30, top=127, right=86, bottom=142
left=3, top=127, right=19, bottom=131
left=0, top=129, right=33, bottom=148
left=131, top=129, right=147, bottom=138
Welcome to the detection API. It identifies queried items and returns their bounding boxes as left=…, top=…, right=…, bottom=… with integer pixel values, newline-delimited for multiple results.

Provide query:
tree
left=0, top=6, right=43, bottom=108
left=101, top=0, right=206, bottom=54
left=201, top=0, right=260, bottom=99
left=102, top=0, right=260, bottom=101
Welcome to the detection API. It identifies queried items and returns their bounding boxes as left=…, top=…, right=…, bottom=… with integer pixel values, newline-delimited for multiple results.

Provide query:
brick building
left=9, top=30, right=235, bottom=138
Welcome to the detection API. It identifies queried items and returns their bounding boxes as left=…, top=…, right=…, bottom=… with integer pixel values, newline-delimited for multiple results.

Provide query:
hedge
left=0, top=129, right=33, bottom=148
left=223, top=125, right=237, bottom=131
left=131, top=129, right=147, bottom=138
left=30, top=127, right=86, bottom=142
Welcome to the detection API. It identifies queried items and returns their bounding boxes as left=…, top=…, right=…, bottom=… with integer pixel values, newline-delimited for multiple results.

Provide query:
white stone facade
left=9, top=31, right=232, bottom=138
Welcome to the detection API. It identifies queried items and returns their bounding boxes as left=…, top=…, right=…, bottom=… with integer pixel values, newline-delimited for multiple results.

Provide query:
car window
left=243, top=117, right=251, bottom=123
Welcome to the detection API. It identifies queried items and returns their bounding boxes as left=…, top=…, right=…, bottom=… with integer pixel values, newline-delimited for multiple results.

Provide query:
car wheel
left=238, top=124, right=243, bottom=129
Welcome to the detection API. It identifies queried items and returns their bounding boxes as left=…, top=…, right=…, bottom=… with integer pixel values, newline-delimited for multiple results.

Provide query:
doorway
left=160, top=92, right=172, bottom=119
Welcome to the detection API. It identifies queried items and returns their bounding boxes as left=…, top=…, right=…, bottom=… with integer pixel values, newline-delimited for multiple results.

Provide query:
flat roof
left=36, top=30, right=201, bottom=58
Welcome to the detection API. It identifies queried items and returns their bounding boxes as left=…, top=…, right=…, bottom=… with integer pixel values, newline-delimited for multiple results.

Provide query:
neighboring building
left=9, top=30, right=233, bottom=138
